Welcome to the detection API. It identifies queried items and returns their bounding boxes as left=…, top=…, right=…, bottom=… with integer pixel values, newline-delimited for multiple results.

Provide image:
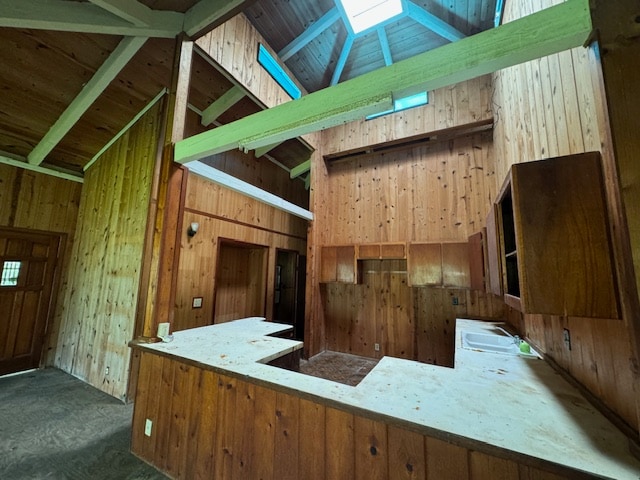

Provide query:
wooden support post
left=590, top=0, right=640, bottom=440
left=136, top=34, right=192, bottom=339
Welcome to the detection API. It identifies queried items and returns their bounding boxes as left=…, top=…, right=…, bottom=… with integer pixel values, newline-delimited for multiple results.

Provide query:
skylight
left=339, top=0, right=404, bottom=34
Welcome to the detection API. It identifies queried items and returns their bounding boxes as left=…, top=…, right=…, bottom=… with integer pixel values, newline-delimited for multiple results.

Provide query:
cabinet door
left=407, top=243, right=442, bottom=286
left=510, top=152, right=618, bottom=318
left=468, top=231, right=485, bottom=291
left=442, top=242, right=470, bottom=288
left=380, top=243, right=406, bottom=259
left=336, top=246, right=356, bottom=284
left=485, top=204, right=502, bottom=295
left=320, top=246, right=337, bottom=283
left=358, top=244, right=380, bottom=259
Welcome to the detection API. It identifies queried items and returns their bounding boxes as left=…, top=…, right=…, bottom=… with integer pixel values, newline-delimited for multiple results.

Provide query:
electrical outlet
left=144, top=419, right=153, bottom=437
left=563, top=328, right=571, bottom=351
left=105, top=366, right=109, bottom=376
left=452, top=296, right=459, bottom=306
left=374, top=343, right=380, bottom=352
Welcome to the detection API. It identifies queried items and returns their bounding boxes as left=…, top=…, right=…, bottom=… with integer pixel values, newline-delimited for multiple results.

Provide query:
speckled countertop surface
left=135, top=317, right=640, bottom=479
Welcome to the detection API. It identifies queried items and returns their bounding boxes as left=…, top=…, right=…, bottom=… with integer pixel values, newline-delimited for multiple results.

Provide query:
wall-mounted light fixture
left=187, top=222, right=199, bottom=237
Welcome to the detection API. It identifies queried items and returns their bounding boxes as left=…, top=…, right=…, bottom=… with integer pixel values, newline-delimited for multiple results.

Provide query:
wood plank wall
left=173, top=172, right=308, bottom=332
left=311, top=125, right=503, bottom=362
left=131, top=350, right=581, bottom=480
left=492, top=0, right=639, bottom=432
left=47, top=103, right=162, bottom=400
left=0, top=165, right=81, bottom=365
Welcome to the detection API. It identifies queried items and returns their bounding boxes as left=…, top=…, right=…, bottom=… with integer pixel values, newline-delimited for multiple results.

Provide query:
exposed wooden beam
left=174, top=0, right=592, bottom=164
left=183, top=0, right=253, bottom=38
left=186, top=161, right=313, bottom=221
left=28, top=36, right=147, bottom=166
left=377, top=27, right=393, bottom=66
left=0, top=153, right=83, bottom=183
left=0, top=0, right=182, bottom=37
left=290, top=159, right=311, bottom=179
left=254, top=142, right=282, bottom=158
left=88, top=0, right=153, bottom=27
left=201, top=86, right=246, bottom=127
left=279, top=6, right=341, bottom=61
left=171, top=37, right=194, bottom=144
left=330, top=33, right=355, bottom=86
left=85, top=88, right=167, bottom=172
left=406, top=1, right=466, bottom=42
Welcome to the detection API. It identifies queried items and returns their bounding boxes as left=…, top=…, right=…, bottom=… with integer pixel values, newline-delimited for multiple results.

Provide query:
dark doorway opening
left=273, top=249, right=306, bottom=340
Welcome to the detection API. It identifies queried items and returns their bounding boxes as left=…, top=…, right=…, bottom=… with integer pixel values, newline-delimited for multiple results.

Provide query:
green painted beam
left=290, top=159, right=311, bottom=179
left=183, top=0, right=252, bottom=37
left=254, top=142, right=282, bottom=158
left=28, top=36, right=147, bottom=165
left=0, top=0, right=182, bottom=37
left=201, top=86, right=246, bottom=127
left=175, top=0, right=592, bottom=165
left=88, top=0, right=154, bottom=27
left=0, top=153, right=83, bottom=183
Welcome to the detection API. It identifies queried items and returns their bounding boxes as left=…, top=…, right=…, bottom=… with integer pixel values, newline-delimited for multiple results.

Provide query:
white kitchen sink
left=461, top=331, right=539, bottom=358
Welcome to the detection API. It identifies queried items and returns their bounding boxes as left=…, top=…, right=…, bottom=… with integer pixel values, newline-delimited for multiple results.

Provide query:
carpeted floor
left=0, top=368, right=167, bottom=480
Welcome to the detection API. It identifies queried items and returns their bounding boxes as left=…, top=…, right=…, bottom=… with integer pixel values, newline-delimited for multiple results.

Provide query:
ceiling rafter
left=406, top=1, right=466, bottom=41
left=330, top=33, right=355, bottom=86
left=183, top=0, right=252, bottom=38
left=87, top=0, right=155, bottom=27
left=279, top=6, right=341, bottom=61
left=174, top=0, right=592, bottom=163
left=290, top=159, right=311, bottom=179
left=28, top=36, right=148, bottom=166
left=201, top=85, right=246, bottom=127
left=377, top=27, right=393, bottom=66
left=0, top=153, right=83, bottom=183
left=0, top=0, right=182, bottom=37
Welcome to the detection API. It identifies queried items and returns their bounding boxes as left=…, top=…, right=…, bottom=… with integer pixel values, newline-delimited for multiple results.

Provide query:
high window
left=1, top=261, right=21, bottom=286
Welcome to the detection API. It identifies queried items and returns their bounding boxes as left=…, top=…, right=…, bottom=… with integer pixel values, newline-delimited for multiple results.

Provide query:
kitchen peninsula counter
left=130, top=318, right=640, bottom=479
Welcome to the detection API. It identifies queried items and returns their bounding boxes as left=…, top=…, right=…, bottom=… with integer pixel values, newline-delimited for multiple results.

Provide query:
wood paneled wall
left=131, top=350, right=581, bottom=480
left=310, top=130, right=503, bottom=361
left=196, top=13, right=304, bottom=110
left=48, top=103, right=162, bottom=400
left=173, top=173, right=307, bottom=332
left=492, top=0, right=639, bottom=432
left=0, top=165, right=82, bottom=367
left=322, top=75, right=493, bottom=156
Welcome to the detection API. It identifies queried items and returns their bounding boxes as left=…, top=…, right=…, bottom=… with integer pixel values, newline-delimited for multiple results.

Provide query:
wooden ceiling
left=244, top=0, right=498, bottom=93
left=0, top=0, right=494, bottom=178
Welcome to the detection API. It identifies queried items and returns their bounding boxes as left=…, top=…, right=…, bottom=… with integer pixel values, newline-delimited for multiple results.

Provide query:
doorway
left=213, top=240, right=268, bottom=324
left=0, top=228, right=62, bottom=376
left=273, top=249, right=306, bottom=340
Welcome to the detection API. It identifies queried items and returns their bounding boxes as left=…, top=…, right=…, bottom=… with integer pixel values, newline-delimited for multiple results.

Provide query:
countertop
left=133, top=317, right=640, bottom=479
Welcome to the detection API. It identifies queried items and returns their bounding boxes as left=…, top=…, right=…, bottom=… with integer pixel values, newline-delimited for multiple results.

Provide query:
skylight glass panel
left=257, top=44, right=302, bottom=100
left=339, top=0, right=404, bottom=34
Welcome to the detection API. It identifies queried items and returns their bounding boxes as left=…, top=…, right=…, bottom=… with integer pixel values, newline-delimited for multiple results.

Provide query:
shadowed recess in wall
left=0, top=368, right=167, bottom=480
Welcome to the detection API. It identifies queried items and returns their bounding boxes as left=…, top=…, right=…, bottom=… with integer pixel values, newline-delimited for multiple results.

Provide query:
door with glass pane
left=0, top=228, right=62, bottom=376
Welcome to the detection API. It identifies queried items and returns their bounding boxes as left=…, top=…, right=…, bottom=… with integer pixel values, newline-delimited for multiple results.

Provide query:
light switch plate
left=144, top=419, right=153, bottom=437
left=192, top=297, right=203, bottom=308
left=157, top=322, right=170, bottom=339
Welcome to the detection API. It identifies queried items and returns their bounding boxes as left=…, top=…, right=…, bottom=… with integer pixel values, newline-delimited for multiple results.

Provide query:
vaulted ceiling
left=245, top=0, right=498, bottom=93
left=0, top=0, right=496, bottom=180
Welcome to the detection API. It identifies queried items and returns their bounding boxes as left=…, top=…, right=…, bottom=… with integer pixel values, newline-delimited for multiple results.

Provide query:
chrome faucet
left=495, top=326, right=521, bottom=345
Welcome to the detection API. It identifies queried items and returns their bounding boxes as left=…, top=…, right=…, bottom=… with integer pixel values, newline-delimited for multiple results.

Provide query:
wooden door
left=0, top=228, right=62, bottom=376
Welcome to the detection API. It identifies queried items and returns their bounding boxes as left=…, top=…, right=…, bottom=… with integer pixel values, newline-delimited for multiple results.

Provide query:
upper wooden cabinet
left=468, top=230, right=486, bottom=291
left=496, top=152, right=619, bottom=318
left=408, top=242, right=470, bottom=288
left=485, top=205, right=503, bottom=296
left=358, top=243, right=406, bottom=260
left=407, top=243, right=442, bottom=286
left=320, top=245, right=357, bottom=284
